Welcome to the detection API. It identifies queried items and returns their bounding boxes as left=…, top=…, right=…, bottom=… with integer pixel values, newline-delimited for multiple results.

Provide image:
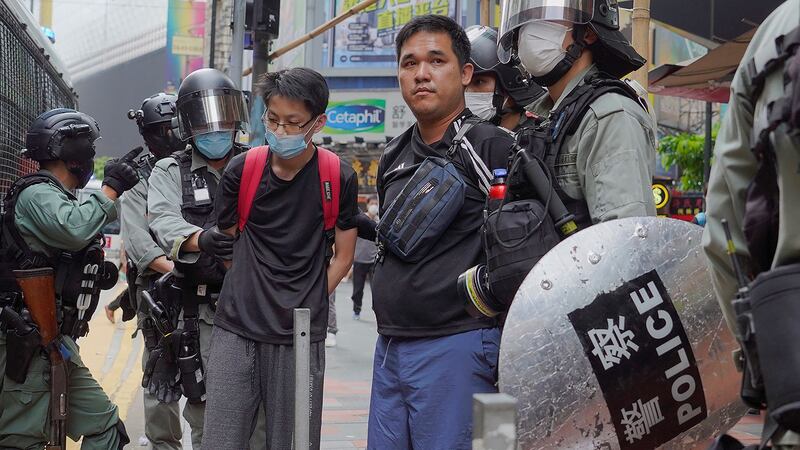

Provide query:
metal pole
left=251, top=32, right=271, bottom=85
left=703, top=101, right=713, bottom=187
left=230, top=0, right=246, bottom=89
left=39, top=0, right=52, bottom=28
left=480, top=0, right=490, bottom=26
left=294, top=308, right=311, bottom=450
left=209, top=0, right=218, bottom=69
left=472, top=393, right=518, bottom=450
left=242, top=0, right=377, bottom=75
left=630, top=0, right=651, bottom=88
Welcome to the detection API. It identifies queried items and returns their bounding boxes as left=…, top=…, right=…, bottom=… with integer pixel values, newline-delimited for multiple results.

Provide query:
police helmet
left=128, top=92, right=177, bottom=131
left=128, top=93, right=184, bottom=158
left=466, top=25, right=546, bottom=108
left=497, top=0, right=645, bottom=79
left=175, top=68, right=250, bottom=141
left=23, top=108, right=100, bottom=163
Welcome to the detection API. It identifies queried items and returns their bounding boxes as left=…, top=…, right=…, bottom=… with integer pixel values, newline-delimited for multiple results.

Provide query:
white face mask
left=464, top=92, right=497, bottom=121
left=517, top=22, right=572, bottom=77
left=367, top=204, right=379, bottom=216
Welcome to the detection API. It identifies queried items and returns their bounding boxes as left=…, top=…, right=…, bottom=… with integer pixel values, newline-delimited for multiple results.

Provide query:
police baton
left=515, top=147, right=578, bottom=238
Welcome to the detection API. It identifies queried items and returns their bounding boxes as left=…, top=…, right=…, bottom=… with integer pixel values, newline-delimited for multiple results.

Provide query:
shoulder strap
left=136, top=153, right=156, bottom=180
left=746, top=25, right=800, bottom=102
left=2, top=173, right=65, bottom=269
left=450, top=116, right=492, bottom=195
left=236, top=146, right=341, bottom=233
left=174, top=150, right=197, bottom=208
left=547, top=77, right=641, bottom=169
left=447, top=116, right=481, bottom=157
left=237, top=146, right=269, bottom=232
left=317, top=147, right=341, bottom=231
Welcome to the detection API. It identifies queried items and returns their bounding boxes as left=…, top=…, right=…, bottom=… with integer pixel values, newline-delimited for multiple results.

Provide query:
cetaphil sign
left=319, top=91, right=414, bottom=142
left=323, top=99, right=385, bottom=135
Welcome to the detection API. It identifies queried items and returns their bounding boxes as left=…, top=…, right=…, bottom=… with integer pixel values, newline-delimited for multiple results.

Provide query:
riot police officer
left=121, top=92, right=184, bottom=449
left=703, top=0, right=800, bottom=447
left=0, top=108, right=139, bottom=449
left=497, top=0, right=656, bottom=226
left=146, top=68, right=265, bottom=448
left=464, top=25, right=546, bottom=132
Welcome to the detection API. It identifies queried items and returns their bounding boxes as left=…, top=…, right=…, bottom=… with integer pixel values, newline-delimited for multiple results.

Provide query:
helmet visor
left=176, top=89, right=250, bottom=140
left=497, top=0, right=594, bottom=63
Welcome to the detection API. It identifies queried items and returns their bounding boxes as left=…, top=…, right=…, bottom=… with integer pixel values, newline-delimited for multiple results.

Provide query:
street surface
left=69, top=278, right=762, bottom=450
left=70, top=279, right=374, bottom=450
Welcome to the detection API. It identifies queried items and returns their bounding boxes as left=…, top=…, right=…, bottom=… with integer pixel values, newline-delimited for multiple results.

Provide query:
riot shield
left=500, top=217, right=746, bottom=449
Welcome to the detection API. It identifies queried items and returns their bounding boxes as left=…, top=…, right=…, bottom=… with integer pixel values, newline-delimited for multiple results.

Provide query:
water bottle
left=487, top=168, right=508, bottom=213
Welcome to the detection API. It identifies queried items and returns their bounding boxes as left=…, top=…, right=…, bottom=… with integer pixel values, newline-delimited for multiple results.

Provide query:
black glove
left=102, top=147, right=143, bottom=195
left=198, top=226, right=235, bottom=260
left=142, top=338, right=182, bottom=403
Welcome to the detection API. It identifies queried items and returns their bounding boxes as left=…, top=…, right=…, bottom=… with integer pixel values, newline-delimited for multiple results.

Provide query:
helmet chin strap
left=490, top=90, right=506, bottom=125
left=529, top=26, right=587, bottom=87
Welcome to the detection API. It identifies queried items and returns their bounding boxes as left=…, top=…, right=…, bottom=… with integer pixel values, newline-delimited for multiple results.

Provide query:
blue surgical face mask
left=194, top=131, right=234, bottom=160
left=265, top=117, right=319, bottom=159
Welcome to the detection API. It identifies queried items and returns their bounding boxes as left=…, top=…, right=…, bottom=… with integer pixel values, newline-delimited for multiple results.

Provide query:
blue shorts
left=367, top=327, right=501, bottom=450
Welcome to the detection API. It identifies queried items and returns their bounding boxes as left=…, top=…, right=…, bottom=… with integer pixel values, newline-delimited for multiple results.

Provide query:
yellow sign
left=171, top=35, right=204, bottom=56
left=652, top=183, right=670, bottom=209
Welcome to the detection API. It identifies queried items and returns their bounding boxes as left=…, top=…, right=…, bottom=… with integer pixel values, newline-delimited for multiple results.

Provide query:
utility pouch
left=377, top=117, right=488, bottom=262
left=376, top=157, right=466, bottom=262
left=177, top=318, right=206, bottom=403
left=750, top=262, right=800, bottom=432
left=6, top=327, right=41, bottom=383
left=483, top=199, right=560, bottom=307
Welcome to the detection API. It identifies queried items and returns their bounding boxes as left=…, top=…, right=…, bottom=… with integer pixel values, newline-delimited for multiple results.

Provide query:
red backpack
left=237, top=146, right=341, bottom=232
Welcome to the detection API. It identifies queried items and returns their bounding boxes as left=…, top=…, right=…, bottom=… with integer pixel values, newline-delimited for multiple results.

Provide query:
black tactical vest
left=0, top=173, right=65, bottom=294
left=171, top=146, right=244, bottom=289
left=515, top=72, right=647, bottom=231
left=0, top=172, right=110, bottom=336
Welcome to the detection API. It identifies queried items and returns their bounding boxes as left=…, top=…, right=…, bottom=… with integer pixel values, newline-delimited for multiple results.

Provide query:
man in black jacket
left=368, top=15, right=515, bottom=450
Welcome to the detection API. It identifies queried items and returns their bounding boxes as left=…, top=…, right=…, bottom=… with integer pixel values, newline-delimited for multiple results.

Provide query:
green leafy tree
left=656, top=126, right=718, bottom=192
left=94, top=156, right=110, bottom=180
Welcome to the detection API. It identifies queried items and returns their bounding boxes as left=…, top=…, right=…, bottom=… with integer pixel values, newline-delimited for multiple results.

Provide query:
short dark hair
left=395, top=15, right=471, bottom=67
left=256, top=67, right=329, bottom=117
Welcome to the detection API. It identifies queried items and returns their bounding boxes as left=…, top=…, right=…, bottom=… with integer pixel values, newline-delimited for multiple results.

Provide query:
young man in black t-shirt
left=368, top=15, right=515, bottom=450
left=201, top=68, right=359, bottom=450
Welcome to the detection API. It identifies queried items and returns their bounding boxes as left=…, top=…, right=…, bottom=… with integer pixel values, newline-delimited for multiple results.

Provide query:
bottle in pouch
left=487, top=168, right=508, bottom=213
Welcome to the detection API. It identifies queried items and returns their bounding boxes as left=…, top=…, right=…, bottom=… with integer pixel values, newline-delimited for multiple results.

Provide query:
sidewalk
left=321, top=281, right=376, bottom=449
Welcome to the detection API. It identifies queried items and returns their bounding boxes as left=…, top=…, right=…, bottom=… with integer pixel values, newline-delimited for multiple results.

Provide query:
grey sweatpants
left=201, top=326, right=326, bottom=450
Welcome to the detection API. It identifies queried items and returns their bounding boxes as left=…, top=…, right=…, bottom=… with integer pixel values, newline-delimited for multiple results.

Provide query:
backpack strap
left=237, top=146, right=341, bottom=232
left=317, top=147, right=341, bottom=231
left=237, top=146, right=269, bottom=232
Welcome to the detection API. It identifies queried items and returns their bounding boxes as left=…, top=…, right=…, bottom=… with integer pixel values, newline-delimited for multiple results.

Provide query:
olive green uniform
left=0, top=173, right=124, bottom=449
left=702, top=0, right=800, bottom=333
left=120, top=154, right=183, bottom=450
left=529, top=64, right=657, bottom=222
left=702, top=1, right=799, bottom=446
left=147, top=150, right=266, bottom=449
